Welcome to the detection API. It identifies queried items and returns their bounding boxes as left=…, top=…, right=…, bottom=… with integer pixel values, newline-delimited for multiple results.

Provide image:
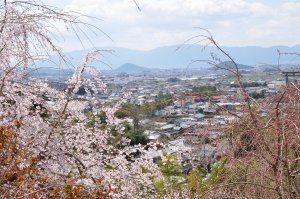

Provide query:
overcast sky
left=49, top=0, right=300, bottom=51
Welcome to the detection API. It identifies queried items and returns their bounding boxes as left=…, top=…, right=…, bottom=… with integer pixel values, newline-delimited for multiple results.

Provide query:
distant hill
left=34, top=44, right=300, bottom=70
left=213, top=61, right=254, bottom=70
left=114, top=63, right=152, bottom=73
left=28, top=67, right=72, bottom=77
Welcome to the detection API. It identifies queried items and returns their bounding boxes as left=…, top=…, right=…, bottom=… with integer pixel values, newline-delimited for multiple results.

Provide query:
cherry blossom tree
left=0, top=1, right=165, bottom=198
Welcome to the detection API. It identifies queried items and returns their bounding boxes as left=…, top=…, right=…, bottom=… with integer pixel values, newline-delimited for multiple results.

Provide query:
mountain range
left=37, top=44, right=300, bottom=71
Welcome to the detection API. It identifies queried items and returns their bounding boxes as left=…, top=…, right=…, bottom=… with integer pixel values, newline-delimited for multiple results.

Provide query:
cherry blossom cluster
left=0, top=1, right=171, bottom=198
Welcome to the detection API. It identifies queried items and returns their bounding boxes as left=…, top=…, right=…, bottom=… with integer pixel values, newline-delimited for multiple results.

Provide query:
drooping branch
left=181, top=28, right=258, bottom=127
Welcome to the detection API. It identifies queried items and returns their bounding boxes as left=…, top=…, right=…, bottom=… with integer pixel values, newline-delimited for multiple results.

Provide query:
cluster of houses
left=43, top=67, right=294, bottom=173
left=97, top=70, right=291, bottom=172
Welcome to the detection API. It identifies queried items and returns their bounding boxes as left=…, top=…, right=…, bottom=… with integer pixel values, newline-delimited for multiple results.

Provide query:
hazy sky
left=48, top=0, right=300, bottom=51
